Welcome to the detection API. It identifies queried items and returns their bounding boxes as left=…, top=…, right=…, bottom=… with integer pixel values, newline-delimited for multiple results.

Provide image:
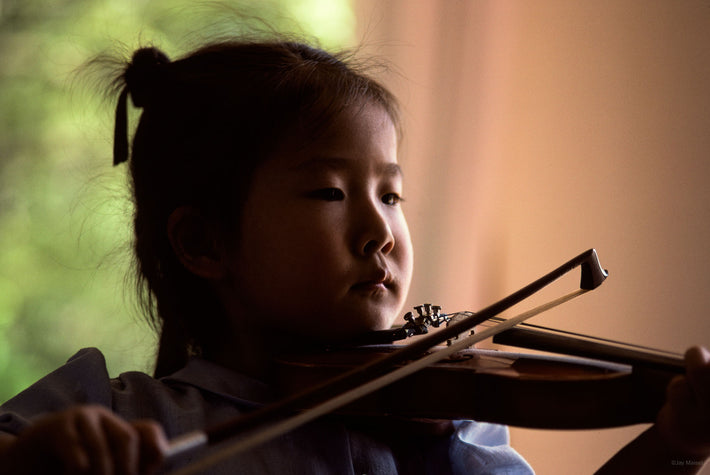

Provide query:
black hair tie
left=112, top=47, right=170, bottom=166
left=113, top=87, right=130, bottom=166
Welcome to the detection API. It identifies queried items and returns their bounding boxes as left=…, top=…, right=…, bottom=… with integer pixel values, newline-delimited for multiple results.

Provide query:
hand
left=0, top=405, right=167, bottom=474
left=655, top=346, right=710, bottom=458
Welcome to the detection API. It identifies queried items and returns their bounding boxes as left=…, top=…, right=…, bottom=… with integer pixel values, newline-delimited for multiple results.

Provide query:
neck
left=207, top=323, right=324, bottom=385
left=207, top=326, right=273, bottom=382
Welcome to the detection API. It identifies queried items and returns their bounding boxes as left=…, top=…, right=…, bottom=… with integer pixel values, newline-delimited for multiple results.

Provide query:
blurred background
left=2, top=1, right=709, bottom=473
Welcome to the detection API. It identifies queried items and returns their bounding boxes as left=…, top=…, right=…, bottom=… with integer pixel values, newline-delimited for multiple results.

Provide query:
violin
left=274, top=339, right=682, bottom=430
left=165, top=249, right=688, bottom=474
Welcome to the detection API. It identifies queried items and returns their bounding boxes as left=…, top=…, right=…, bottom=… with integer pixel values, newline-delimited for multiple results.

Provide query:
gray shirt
left=0, top=348, right=533, bottom=474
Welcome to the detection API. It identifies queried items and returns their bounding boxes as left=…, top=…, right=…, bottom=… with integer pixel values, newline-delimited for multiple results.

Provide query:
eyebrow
left=291, top=157, right=403, bottom=177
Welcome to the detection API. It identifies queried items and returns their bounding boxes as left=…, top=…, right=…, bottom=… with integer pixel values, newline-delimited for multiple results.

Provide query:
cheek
left=240, top=208, right=345, bottom=283
left=395, top=218, right=414, bottom=278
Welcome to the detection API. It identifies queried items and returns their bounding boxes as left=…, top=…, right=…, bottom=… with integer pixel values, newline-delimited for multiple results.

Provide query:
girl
left=0, top=38, right=708, bottom=474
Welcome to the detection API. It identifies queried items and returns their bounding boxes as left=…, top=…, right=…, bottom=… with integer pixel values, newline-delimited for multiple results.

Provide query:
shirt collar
left=161, top=357, right=276, bottom=408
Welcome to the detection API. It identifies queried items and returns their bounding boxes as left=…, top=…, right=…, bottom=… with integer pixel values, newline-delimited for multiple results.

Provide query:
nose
left=356, top=200, right=395, bottom=256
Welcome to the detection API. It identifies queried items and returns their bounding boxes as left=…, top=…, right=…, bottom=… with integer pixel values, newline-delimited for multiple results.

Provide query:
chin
left=360, top=307, right=401, bottom=332
left=319, top=317, right=393, bottom=344
left=291, top=297, right=403, bottom=343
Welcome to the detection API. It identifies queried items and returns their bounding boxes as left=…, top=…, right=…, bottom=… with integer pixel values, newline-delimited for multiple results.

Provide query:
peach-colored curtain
left=353, top=1, right=710, bottom=473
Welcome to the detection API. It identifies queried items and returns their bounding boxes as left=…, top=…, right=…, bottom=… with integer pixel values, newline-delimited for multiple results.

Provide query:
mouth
left=351, top=269, right=395, bottom=294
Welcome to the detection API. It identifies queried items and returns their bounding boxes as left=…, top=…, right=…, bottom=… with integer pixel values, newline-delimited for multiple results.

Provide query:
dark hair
left=111, top=40, right=400, bottom=377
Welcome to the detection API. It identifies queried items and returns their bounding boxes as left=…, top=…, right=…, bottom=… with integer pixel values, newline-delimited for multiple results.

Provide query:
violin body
left=275, top=345, right=674, bottom=429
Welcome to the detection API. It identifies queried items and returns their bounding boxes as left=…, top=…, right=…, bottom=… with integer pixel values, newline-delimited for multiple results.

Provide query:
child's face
left=221, top=102, right=413, bottom=343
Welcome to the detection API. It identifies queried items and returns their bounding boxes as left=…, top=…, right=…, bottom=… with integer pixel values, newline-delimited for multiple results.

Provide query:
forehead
left=291, top=156, right=403, bottom=180
left=316, top=102, right=397, bottom=145
left=263, top=101, right=398, bottom=170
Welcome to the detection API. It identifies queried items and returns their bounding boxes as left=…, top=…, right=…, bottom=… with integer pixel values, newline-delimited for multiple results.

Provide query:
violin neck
left=492, top=325, right=685, bottom=374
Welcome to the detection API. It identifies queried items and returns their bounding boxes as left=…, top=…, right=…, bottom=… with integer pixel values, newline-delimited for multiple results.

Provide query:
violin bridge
left=444, top=311, right=476, bottom=347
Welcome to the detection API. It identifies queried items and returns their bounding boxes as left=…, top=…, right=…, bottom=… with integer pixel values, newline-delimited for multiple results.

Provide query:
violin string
left=484, top=317, right=683, bottom=358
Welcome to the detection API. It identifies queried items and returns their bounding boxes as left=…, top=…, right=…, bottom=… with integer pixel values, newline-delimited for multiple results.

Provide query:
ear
left=167, top=206, right=229, bottom=280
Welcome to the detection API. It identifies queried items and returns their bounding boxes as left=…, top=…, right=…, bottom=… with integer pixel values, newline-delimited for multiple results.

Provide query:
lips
left=351, top=268, right=394, bottom=293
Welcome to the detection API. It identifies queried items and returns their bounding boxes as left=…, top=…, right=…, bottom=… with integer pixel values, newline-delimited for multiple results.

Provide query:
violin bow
left=166, top=248, right=608, bottom=474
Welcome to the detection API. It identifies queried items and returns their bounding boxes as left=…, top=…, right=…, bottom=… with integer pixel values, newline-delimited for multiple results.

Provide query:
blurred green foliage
left=0, top=0, right=355, bottom=403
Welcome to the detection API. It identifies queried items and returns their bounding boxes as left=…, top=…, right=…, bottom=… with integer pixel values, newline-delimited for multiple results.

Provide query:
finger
left=132, top=420, right=168, bottom=474
left=685, top=346, right=710, bottom=372
left=666, top=375, right=693, bottom=406
left=16, top=412, right=90, bottom=474
left=54, top=420, right=91, bottom=474
left=75, top=408, right=113, bottom=475
left=101, top=415, right=140, bottom=475
left=684, top=346, right=710, bottom=407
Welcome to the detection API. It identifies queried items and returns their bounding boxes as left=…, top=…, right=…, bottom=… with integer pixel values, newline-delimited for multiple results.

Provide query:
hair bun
left=125, top=47, right=170, bottom=108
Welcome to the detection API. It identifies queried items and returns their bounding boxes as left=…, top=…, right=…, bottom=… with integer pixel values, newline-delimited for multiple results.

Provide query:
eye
left=382, top=193, right=403, bottom=206
left=308, top=188, right=345, bottom=201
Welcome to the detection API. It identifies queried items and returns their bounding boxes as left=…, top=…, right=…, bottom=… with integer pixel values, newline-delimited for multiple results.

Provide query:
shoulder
left=0, top=348, right=176, bottom=434
left=0, top=348, right=116, bottom=434
left=0, top=348, right=211, bottom=436
left=0, top=350, right=265, bottom=438
left=3, top=348, right=114, bottom=410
